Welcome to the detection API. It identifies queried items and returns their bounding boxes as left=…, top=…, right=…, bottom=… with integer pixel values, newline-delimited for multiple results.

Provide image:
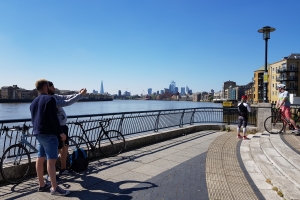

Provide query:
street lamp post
left=258, top=26, right=276, bottom=103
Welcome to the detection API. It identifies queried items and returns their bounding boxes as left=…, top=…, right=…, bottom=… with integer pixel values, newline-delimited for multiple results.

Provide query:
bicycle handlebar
left=0, top=124, right=32, bottom=138
left=99, top=119, right=110, bottom=128
left=74, top=122, right=82, bottom=126
left=73, top=119, right=111, bottom=130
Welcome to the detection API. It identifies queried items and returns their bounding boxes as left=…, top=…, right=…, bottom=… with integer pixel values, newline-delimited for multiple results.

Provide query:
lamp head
left=258, top=26, right=276, bottom=40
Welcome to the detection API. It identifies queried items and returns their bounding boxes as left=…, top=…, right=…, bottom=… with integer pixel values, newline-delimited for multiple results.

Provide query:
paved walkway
left=0, top=129, right=299, bottom=199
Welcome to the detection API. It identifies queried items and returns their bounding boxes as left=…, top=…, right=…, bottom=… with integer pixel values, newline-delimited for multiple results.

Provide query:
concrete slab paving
left=0, top=130, right=219, bottom=200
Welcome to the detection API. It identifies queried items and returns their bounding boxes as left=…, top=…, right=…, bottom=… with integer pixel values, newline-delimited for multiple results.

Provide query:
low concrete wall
left=0, top=124, right=255, bottom=184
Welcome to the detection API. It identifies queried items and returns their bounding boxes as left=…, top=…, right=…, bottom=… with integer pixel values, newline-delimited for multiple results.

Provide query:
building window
left=290, top=63, right=296, bottom=69
left=282, top=63, right=286, bottom=69
left=291, top=72, right=295, bottom=77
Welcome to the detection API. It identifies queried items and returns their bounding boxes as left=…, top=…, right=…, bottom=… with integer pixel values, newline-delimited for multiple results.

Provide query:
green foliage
left=151, top=94, right=157, bottom=100
left=128, top=95, right=140, bottom=100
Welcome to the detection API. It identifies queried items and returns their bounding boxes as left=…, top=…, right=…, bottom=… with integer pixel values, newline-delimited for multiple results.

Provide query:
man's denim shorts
left=35, top=134, right=58, bottom=160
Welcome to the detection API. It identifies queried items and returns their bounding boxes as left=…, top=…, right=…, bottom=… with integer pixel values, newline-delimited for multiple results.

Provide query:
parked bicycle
left=71, top=118, right=125, bottom=158
left=0, top=124, right=78, bottom=184
left=264, top=108, right=300, bottom=134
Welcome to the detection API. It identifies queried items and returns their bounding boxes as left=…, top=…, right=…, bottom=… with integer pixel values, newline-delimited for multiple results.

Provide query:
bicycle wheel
left=55, top=137, right=79, bottom=170
left=99, top=130, right=125, bottom=157
left=264, top=115, right=284, bottom=134
left=69, top=136, right=90, bottom=158
left=0, top=144, right=31, bottom=184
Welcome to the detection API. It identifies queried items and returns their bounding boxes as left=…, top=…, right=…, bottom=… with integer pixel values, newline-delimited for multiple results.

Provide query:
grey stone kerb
left=257, top=103, right=272, bottom=132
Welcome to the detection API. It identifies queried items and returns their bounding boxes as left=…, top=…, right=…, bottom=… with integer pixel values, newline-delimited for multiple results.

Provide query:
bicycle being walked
left=70, top=118, right=125, bottom=158
left=264, top=84, right=300, bottom=134
left=0, top=124, right=78, bottom=184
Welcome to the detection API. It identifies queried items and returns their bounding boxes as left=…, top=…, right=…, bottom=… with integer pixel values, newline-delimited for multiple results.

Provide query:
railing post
left=190, top=109, right=196, bottom=125
left=118, top=114, right=125, bottom=133
left=154, top=111, right=160, bottom=132
left=227, top=109, right=231, bottom=125
left=222, top=108, right=231, bottom=125
left=179, top=110, right=185, bottom=128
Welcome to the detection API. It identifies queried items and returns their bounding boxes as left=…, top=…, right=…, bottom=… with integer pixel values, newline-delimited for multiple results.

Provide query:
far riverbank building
left=252, top=53, right=300, bottom=104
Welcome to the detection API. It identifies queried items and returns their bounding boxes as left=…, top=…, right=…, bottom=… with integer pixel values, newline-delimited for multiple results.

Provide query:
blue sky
left=1, top=0, right=299, bottom=95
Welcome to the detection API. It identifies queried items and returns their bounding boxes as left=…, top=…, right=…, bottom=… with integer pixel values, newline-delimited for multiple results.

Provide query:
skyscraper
left=170, top=81, right=176, bottom=93
left=175, top=87, right=178, bottom=93
left=100, top=81, right=104, bottom=94
left=181, top=87, right=185, bottom=95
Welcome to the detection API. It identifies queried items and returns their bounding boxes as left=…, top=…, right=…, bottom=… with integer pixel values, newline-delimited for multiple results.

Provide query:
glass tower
left=100, top=81, right=104, bottom=94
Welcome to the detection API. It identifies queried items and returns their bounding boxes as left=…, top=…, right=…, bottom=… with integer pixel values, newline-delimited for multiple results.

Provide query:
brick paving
left=206, top=133, right=263, bottom=200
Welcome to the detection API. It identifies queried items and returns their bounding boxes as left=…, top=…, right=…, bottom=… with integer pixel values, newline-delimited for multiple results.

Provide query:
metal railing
left=276, top=76, right=298, bottom=81
left=0, top=107, right=257, bottom=156
left=277, top=67, right=298, bottom=73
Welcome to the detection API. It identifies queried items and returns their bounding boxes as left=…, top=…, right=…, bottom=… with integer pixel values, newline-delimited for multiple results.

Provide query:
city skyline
left=0, top=80, right=196, bottom=96
left=1, top=1, right=300, bottom=95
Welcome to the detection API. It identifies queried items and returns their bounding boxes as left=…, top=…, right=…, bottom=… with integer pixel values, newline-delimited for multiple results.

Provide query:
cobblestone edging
left=206, top=133, right=262, bottom=200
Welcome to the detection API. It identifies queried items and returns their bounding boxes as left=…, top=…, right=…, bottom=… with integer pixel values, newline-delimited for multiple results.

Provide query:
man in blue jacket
left=30, top=79, right=70, bottom=196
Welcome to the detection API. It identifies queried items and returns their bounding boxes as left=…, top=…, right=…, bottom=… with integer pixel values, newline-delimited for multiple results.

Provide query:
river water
left=0, top=100, right=222, bottom=120
left=0, top=100, right=222, bottom=155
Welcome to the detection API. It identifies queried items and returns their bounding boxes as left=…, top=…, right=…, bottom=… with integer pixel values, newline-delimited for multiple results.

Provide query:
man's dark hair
left=35, top=79, right=48, bottom=91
